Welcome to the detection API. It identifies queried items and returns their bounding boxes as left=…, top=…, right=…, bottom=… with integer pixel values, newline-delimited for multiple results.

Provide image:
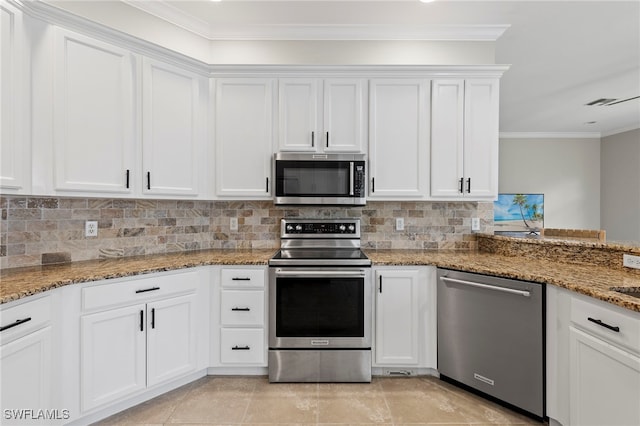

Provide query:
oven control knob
left=295, top=225, right=303, bottom=231
left=339, top=225, right=346, bottom=232
left=286, top=225, right=294, bottom=232
left=348, top=225, right=355, bottom=232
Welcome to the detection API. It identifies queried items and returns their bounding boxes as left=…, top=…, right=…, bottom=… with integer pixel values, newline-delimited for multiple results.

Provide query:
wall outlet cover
left=471, top=217, right=480, bottom=231
left=623, top=254, right=640, bottom=269
left=230, top=217, right=239, bottom=232
left=395, top=218, right=405, bottom=231
left=85, top=221, right=98, bottom=237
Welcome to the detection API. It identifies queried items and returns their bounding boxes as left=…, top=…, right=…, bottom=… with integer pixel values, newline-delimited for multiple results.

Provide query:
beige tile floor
left=94, top=376, right=544, bottom=425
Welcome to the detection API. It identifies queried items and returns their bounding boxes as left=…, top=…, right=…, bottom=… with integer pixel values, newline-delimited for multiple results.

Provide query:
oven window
left=275, top=277, right=364, bottom=337
left=276, top=161, right=350, bottom=196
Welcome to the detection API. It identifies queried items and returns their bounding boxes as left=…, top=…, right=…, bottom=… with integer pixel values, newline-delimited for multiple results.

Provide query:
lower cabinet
left=0, top=295, right=54, bottom=423
left=373, top=267, right=436, bottom=369
left=80, top=271, right=199, bottom=412
left=211, top=267, right=268, bottom=368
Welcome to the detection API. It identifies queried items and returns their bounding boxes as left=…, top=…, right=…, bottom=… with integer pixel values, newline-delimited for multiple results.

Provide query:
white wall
left=601, top=128, right=640, bottom=243
left=499, top=137, right=601, bottom=230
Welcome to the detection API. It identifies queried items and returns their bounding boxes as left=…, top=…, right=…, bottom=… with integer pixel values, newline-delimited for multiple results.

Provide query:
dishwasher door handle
left=439, top=276, right=531, bottom=297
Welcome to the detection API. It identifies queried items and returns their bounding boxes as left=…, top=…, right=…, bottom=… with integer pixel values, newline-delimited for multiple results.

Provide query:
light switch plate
left=395, top=218, right=404, bottom=231
left=471, top=218, right=480, bottom=231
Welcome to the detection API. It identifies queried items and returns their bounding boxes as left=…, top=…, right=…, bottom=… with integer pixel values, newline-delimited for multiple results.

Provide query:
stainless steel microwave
left=274, top=153, right=366, bottom=206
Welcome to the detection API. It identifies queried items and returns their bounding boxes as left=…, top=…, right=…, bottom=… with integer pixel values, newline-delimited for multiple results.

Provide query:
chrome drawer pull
left=0, top=317, right=32, bottom=332
left=588, top=317, right=620, bottom=333
left=232, top=345, right=251, bottom=350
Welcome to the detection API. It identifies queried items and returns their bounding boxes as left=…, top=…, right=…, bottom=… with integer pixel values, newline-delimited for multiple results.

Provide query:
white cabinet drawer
left=571, top=295, right=640, bottom=355
left=0, top=295, right=51, bottom=343
left=220, top=328, right=265, bottom=364
left=82, top=270, right=199, bottom=311
left=220, top=291, right=264, bottom=326
left=221, top=268, right=265, bottom=288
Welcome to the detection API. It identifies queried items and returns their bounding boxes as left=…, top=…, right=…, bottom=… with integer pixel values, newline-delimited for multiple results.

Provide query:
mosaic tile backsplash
left=0, top=196, right=494, bottom=269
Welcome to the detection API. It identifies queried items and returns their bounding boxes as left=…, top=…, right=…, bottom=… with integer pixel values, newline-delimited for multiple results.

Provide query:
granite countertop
left=1, top=247, right=640, bottom=313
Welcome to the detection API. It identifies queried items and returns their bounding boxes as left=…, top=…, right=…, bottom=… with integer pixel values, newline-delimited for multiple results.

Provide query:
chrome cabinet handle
left=440, top=276, right=531, bottom=297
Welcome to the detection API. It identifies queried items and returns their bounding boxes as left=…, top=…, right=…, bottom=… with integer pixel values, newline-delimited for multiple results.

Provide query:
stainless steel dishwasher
left=437, top=268, right=545, bottom=419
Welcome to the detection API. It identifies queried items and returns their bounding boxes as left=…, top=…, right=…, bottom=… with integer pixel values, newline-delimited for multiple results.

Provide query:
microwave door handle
left=349, top=162, right=354, bottom=195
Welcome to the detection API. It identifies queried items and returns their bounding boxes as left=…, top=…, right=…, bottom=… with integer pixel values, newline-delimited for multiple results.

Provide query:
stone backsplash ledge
left=0, top=196, right=494, bottom=269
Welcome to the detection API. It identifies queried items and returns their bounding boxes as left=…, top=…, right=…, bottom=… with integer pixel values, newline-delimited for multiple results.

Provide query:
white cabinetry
left=373, top=267, right=436, bottom=369
left=0, top=296, right=53, bottom=423
left=368, top=79, right=430, bottom=199
left=52, top=27, right=136, bottom=195
left=567, top=294, right=640, bottom=426
left=211, top=267, right=268, bottom=368
left=431, top=79, right=499, bottom=199
left=80, top=271, right=200, bottom=412
left=278, top=78, right=365, bottom=153
left=1, top=2, right=30, bottom=194
left=142, top=58, right=206, bottom=197
left=215, top=78, right=274, bottom=198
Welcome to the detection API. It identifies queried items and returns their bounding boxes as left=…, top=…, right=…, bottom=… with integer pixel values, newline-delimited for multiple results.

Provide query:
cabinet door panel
left=279, top=78, right=318, bottom=151
left=463, top=79, right=499, bottom=198
left=81, top=304, right=146, bottom=411
left=375, top=270, right=420, bottom=365
left=142, top=58, right=202, bottom=196
left=0, top=327, right=52, bottom=414
left=53, top=28, right=135, bottom=194
left=147, top=294, right=197, bottom=387
left=430, top=79, right=464, bottom=198
left=369, top=79, right=429, bottom=198
left=569, top=326, right=640, bottom=426
left=215, top=78, right=273, bottom=197
left=1, top=3, right=28, bottom=192
left=323, top=79, right=365, bottom=152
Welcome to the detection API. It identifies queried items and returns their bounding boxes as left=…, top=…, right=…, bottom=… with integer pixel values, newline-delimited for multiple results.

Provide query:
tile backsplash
left=0, top=196, right=494, bottom=269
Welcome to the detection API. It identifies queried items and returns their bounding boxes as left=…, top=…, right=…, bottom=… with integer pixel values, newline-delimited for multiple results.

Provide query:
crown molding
left=601, top=124, right=640, bottom=138
left=499, top=132, right=602, bottom=139
left=123, top=0, right=509, bottom=41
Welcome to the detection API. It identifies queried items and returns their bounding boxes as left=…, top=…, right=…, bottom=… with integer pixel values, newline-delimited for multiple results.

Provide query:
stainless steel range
left=268, top=218, right=372, bottom=383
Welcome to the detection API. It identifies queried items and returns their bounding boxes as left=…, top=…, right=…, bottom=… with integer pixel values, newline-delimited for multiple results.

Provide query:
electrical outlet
left=230, top=217, right=238, bottom=232
left=623, top=254, right=640, bottom=269
left=395, top=218, right=404, bottom=231
left=471, top=217, right=480, bottom=231
left=85, top=221, right=98, bottom=237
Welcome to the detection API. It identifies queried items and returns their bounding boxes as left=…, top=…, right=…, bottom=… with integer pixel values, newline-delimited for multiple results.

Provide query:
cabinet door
left=142, top=58, right=203, bottom=197
left=146, top=294, right=197, bottom=387
left=278, top=78, right=318, bottom=151
left=1, top=2, right=28, bottom=193
left=323, top=79, right=365, bottom=153
left=53, top=28, right=135, bottom=194
left=430, top=79, right=465, bottom=198
left=369, top=79, right=429, bottom=198
left=463, top=79, right=499, bottom=199
left=0, top=328, right=52, bottom=416
left=215, top=78, right=274, bottom=197
left=374, top=269, right=420, bottom=365
left=569, top=326, right=640, bottom=426
left=81, top=304, right=146, bottom=412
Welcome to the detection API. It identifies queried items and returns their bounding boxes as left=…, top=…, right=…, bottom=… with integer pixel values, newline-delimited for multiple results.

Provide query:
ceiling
left=53, top=0, right=640, bottom=137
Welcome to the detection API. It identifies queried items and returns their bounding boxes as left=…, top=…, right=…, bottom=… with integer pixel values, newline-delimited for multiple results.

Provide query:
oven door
left=269, top=267, right=372, bottom=349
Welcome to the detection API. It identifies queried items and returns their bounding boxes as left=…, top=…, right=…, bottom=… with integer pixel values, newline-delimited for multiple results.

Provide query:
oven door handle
left=275, top=269, right=366, bottom=278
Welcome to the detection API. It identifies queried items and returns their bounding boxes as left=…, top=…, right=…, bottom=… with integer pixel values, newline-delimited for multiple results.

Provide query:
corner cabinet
left=80, top=270, right=202, bottom=413
left=368, top=79, right=430, bottom=199
left=142, top=58, right=206, bottom=197
left=430, top=79, right=499, bottom=200
left=214, top=78, right=274, bottom=198
left=52, top=27, right=136, bottom=195
left=278, top=78, right=366, bottom=153
left=373, top=267, right=436, bottom=370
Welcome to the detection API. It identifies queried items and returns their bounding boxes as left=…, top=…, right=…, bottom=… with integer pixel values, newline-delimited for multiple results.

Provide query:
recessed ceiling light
left=584, top=121, right=597, bottom=125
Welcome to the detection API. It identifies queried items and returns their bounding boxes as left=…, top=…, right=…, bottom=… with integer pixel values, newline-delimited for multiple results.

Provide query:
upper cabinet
left=368, top=79, right=430, bottom=199
left=142, top=58, right=205, bottom=197
left=52, top=28, right=136, bottom=195
left=215, top=78, right=274, bottom=198
left=430, top=78, right=499, bottom=199
left=278, top=78, right=366, bottom=153
left=1, top=2, right=30, bottom=194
